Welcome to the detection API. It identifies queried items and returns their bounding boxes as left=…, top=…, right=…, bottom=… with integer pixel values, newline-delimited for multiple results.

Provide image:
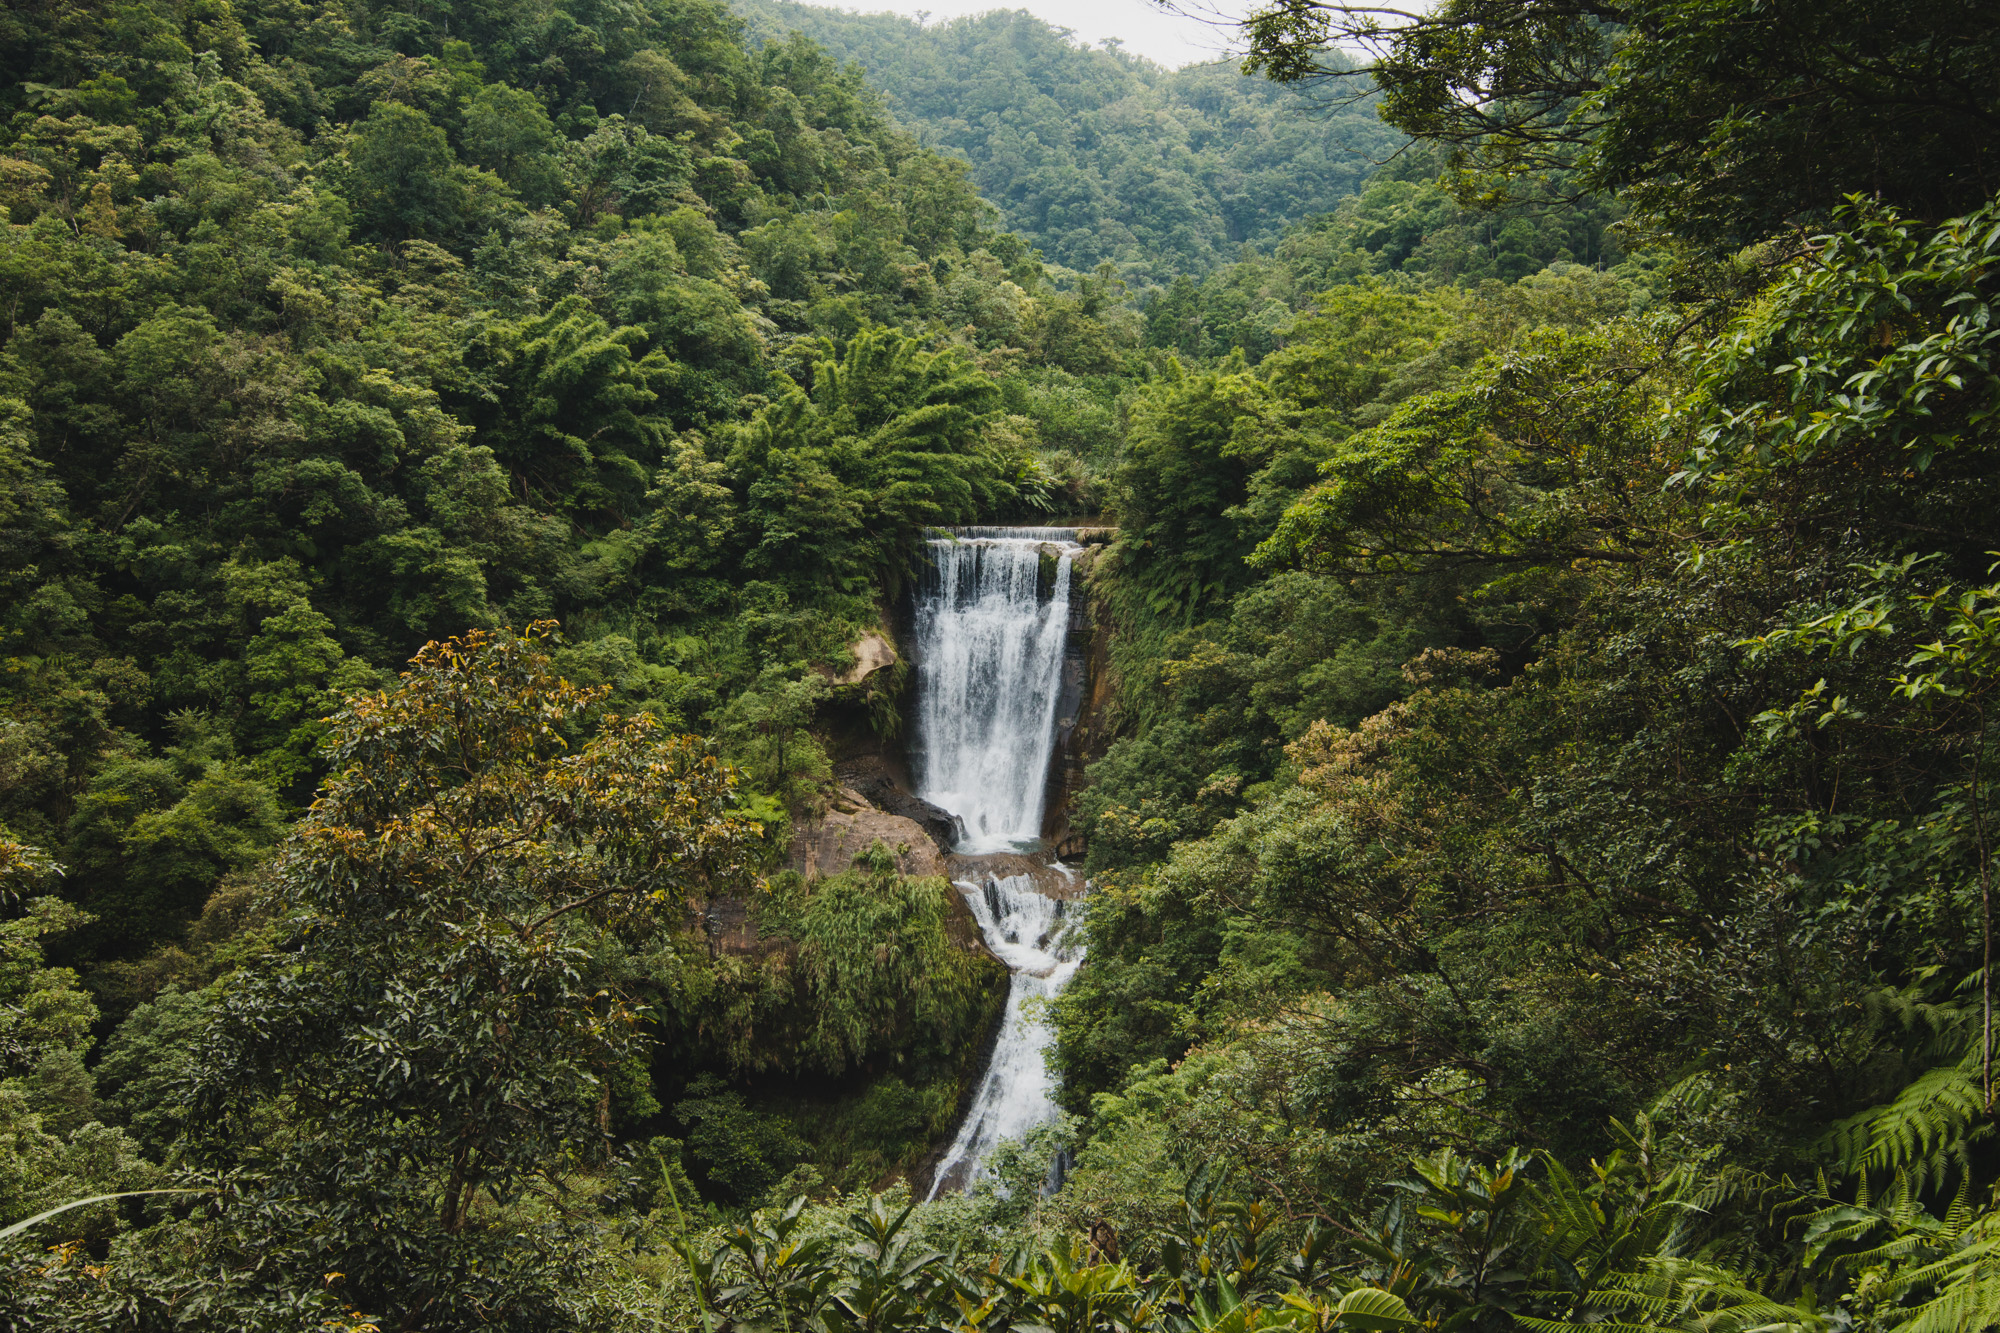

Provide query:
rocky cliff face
left=836, top=755, right=965, bottom=853
left=781, top=771, right=991, bottom=957
left=1042, top=540, right=1115, bottom=860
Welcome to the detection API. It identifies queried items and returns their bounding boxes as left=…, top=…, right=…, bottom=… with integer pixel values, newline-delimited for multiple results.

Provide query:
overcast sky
left=786, top=0, right=1252, bottom=70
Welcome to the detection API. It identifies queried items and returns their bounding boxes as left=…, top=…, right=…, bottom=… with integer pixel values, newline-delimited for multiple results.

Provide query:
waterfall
left=911, top=530, right=1086, bottom=1197
left=926, top=869, right=1082, bottom=1198
left=911, top=534, right=1075, bottom=855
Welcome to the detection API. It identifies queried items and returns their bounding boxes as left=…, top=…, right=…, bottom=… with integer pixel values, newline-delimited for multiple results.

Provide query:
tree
left=456, top=296, right=672, bottom=525
left=1257, top=320, right=1678, bottom=579
left=721, top=665, right=832, bottom=799
left=1677, top=192, right=2000, bottom=567
left=183, top=624, right=762, bottom=1327
left=1239, top=0, right=2000, bottom=250
left=725, top=326, right=1015, bottom=592
left=344, top=101, right=473, bottom=242
left=1110, top=356, right=1277, bottom=631
left=461, top=83, right=564, bottom=207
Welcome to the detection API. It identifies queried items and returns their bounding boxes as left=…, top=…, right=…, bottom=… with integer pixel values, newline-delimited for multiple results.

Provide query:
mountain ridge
left=733, top=1, right=1402, bottom=279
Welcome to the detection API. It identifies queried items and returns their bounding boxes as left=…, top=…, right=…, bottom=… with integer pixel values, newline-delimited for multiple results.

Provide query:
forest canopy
left=5, top=0, right=2000, bottom=1328
left=735, top=0, right=1403, bottom=281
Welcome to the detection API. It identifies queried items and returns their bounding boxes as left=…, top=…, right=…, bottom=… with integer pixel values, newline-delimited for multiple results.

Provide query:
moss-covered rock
left=648, top=846, right=1007, bottom=1194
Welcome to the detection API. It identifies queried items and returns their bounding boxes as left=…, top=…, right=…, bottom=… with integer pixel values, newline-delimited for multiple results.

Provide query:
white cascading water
left=912, top=530, right=1086, bottom=1197
left=926, top=869, right=1081, bottom=1197
left=912, top=534, right=1075, bottom=854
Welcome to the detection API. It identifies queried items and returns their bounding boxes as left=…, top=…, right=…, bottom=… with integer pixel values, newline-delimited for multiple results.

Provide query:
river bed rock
left=945, top=852, right=1084, bottom=899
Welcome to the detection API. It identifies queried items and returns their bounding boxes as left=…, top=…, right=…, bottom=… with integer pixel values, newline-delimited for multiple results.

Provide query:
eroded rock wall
left=1042, top=542, right=1115, bottom=859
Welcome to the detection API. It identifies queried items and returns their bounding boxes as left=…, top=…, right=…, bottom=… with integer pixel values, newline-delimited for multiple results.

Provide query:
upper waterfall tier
left=911, top=535, right=1078, bottom=855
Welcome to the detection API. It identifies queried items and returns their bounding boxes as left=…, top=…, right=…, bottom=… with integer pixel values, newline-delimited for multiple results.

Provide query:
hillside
left=0, top=0, right=1136, bottom=1311
left=8, top=0, right=2000, bottom=1327
left=733, top=1, right=1402, bottom=280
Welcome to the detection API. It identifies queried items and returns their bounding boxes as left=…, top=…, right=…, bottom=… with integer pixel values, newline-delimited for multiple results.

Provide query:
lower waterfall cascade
left=924, top=867, right=1082, bottom=1198
left=911, top=528, right=1087, bottom=1198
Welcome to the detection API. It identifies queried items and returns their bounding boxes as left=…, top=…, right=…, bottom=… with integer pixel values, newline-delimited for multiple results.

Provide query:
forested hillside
left=0, top=0, right=1135, bottom=1319
left=6, top=0, right=2000, bottom=1327
left=0, top=0, right=1144, bottom=959
left=734, top=1, right=1400, bottom=280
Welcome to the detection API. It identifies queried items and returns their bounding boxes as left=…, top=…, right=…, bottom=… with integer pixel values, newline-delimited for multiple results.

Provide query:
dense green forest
left=4, top=0, right=2000, bottom=1327
left=732, top=1, right=1400, bottom=281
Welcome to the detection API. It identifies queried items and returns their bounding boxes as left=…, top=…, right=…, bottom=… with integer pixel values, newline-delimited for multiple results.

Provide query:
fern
left=1864, top=972, right=1983, bottom=1065
left=1895, top=1262, right=2000, bottom=1333
left=1875, top=1237, right=2000, bottom=1306
left=1820, top=1060, right=1991, bottom=1193
left=1791, top=1174, right=2000, bottom=1333
left=1521, top=1258, right=1829, bottom=1333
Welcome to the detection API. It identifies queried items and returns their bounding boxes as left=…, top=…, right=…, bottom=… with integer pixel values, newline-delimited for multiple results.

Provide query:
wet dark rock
left=834, top=756, right=964, bottom=853
left=946, top=851, right=1083, bottom=899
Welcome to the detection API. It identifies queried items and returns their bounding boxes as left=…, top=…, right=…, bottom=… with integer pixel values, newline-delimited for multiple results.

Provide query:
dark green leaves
left=725, top=326, right=1013, bottom=592
left=182, top=624, right=761, bottom=1326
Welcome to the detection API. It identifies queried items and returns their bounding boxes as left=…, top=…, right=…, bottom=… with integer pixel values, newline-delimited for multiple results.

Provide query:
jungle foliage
left=734, top=1, right=1401, bottom=283
left=1035, top=2, right=2000, bottom=1330
left=0, top=0, right=1114, bottom=1317
left=1238, top=0, right=2000, bottom=250
left=7, top=0, right=2000, bottom=1326
left=0, top=0, right=1141, bottom=986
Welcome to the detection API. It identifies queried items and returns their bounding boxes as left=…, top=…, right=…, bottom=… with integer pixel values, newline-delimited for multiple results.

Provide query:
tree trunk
left=442, top=1145, right=469, bottom=1232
